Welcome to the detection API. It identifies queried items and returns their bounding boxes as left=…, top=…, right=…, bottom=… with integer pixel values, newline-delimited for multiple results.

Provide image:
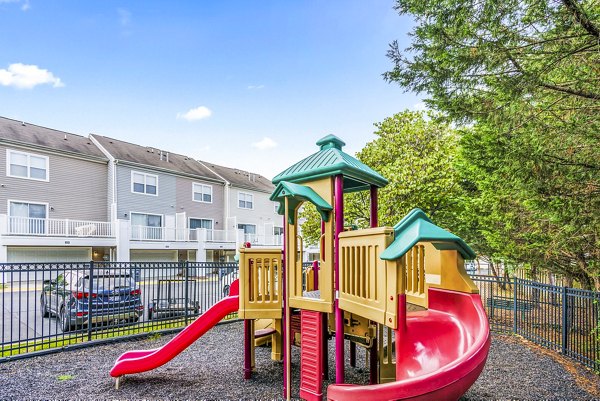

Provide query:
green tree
left=300, top=110, right=466, bottom=245
left=385, top=0, right=600, bottom=288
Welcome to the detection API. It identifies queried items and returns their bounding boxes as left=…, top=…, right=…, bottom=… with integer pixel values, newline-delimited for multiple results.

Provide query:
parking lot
left=1, top=262, right=239, bottom=354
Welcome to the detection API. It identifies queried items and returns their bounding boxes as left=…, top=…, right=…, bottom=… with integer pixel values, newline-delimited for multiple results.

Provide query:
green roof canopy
left=270, top=181, right=333, bottom=224
left=272, top=134, right=388, bottom=192
left=380, top=208, right=476, bottom=260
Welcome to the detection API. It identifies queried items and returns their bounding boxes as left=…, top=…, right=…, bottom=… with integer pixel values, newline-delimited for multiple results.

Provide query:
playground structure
left=110, top=135, right=490, bottom=400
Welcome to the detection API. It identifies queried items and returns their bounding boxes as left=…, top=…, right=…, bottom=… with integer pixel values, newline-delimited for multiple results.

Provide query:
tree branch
left=561, top=0, right=600, bottom=38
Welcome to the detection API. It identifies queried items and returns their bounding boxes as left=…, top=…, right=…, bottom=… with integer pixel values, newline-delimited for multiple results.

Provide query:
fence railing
left=6, top=217, right=114, bottom=238
left=471, top=274, right=600, bottom=372
left=0, top=261, right=239, bottom=362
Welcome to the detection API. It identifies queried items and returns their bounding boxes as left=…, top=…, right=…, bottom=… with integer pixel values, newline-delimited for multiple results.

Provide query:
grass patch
left=57, top=374, right=74, bottom=381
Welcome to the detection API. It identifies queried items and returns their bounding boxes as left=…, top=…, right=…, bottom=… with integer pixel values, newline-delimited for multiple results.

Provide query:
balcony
left=244, top=234, right=284, bottom=246
left=5, top=217, right=114, bottom=238
left=130, top=226, right=198, bottom=242
left=205, top=229, right=237, bottom=243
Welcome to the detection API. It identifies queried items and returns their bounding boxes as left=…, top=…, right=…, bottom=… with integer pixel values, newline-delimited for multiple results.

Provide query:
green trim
left=380, top=208, right=476, bottom=260
left=270, top=181, right=332, bottom=224
left=272, top=135, right=388, bottom=190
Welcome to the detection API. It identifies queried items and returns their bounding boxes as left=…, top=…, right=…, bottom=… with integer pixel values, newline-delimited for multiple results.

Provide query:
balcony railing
left=6, top=217, right=114, bottom=238
left=244, top=234, right=284, bottom=246
left=130, top=226, right=200, bottom=242
left=205, top=229, right=237, bottom=242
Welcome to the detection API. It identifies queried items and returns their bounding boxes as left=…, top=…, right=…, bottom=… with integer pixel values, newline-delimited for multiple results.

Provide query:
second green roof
left=272, top=134, right=388, bottom=192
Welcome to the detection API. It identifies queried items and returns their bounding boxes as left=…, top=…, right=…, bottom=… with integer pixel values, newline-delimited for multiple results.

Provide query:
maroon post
left=334, top=175, right=344, bottom=384
left=244, top=320, right=252, bottom=379
left=282, top=215, right=288, bottom=398
left=320, top=220, right=329, bottom=381
left=395, top=294, right=407, bottom=380
left=312, top=260, right=319, bottom=290
left=369, top=185, right=378, bottom=384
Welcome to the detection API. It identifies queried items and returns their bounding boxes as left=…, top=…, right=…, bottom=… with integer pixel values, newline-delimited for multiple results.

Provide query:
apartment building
left=0, top=117, right=112, bottom=262
left=0, top=117, right=281, bottom=263
left=199, top=162, right=282, bottom=249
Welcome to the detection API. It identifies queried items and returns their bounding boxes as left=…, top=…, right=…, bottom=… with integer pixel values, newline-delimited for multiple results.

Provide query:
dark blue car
left=40, top=270, right=143, bottom=332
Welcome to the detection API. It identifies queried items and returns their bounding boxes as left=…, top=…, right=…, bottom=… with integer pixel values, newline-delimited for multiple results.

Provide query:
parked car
left=147, top=279, right=199, bottom=320
left=222, top=270, right=239, bottom=297
left=40, top=269, right=143, bottom=332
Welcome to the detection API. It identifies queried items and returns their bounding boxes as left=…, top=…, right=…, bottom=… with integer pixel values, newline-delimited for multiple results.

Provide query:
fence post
left=513, top=276, right=518, bottom=334
left=562, top=286, right=568, bottom=355
left=88, top=261, right=94, bottom=341
left=183, top=260, right=189, bottom=326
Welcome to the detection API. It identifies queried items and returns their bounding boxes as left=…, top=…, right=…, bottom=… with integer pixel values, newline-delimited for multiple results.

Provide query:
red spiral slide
left=110, top=280, right=239, bottom=384
left=327, top=288, right=491, bottom=401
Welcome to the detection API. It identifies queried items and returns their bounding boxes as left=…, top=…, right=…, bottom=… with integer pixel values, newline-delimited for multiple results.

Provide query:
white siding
left=228, top=187, right=281, bottom=235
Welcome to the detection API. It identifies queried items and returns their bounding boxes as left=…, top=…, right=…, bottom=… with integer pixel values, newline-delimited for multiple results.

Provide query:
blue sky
left=0, top=1, right=420, bottom=178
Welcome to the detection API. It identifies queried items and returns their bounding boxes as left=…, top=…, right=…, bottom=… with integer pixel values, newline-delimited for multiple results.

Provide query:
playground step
left=300, top=310, right=323, bottom=401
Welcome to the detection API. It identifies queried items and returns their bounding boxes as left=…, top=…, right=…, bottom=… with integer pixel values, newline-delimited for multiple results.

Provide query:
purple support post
left=312, top=260, right=319, bottom=290
left=320, top=220, right=328, bottom=381
left=334, top=175, right=345, bottom=384
left=369, top=185, right=378, bottom=384
left=244, top=320, right=252, bottom=379
left=282, top=215, right=288, bottom=399
left=370, top=186, right=378, bottom=227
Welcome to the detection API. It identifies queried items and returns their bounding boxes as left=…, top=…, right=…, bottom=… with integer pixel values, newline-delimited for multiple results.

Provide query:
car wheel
left=128, top=316, right=140, bottom=324
left=40, top=294, right=50, bottom=318
left=60, top=307, right=72, bottom=332
left=223, top=284, right=230, bottom=297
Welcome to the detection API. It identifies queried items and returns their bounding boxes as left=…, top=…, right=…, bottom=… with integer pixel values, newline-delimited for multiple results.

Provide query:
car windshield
left=83, top=276, right=132, bottom=291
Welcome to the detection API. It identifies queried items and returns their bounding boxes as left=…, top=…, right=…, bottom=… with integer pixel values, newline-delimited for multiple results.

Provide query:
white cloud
left=0, top=0, right=29, bottom=10
left=177, top=106, right=212, bottom=121
left=0, top=63, right=64, bottom=89
left=117, top=8, right=131, bottom=26
left=251, top=137, right=277, bottom=150
left=247, top=84, right=265, bottom=90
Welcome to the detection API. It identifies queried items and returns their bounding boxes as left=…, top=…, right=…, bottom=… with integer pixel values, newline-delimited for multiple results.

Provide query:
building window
left=238, top=192, right=253, bottom=209
left=8, top=201, right=48, bottom=234
left=131, top=171, right=158, bottom=195
left=190, top=218, right=214, bottom=241
left=190, top=218, right=213, bottom=230
left=274, top=227, right=284, bottom=235
left=238, top=224, right=256, bottom=234
left=7, top=149, right=48, bottom=181
left=274, top=202, right=280, bottom=213
left=130, top=212, right=162, bottom=240
left=193, top=183, right=212, bottom=203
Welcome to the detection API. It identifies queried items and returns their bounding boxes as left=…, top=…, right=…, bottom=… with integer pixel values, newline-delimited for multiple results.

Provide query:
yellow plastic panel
left=424, top=242, right=479, bottom=294
left=338, top=227, right=394, bottom=325
left=239, top=248, right=283, bottom=319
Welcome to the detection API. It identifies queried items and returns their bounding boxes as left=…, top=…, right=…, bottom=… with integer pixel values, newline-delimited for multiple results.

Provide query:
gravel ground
left=1, top=321, right=598, bottom=400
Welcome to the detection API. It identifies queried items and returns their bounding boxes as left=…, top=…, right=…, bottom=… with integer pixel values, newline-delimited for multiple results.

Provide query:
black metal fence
left=471, top=274, right=600, bottom=372
left=2, top=263, right=599, bottom=373
left=0, top=261, right=239, bottom=362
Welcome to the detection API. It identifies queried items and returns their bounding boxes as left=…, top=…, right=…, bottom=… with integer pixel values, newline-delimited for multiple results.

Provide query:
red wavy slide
left=110, top=280, right=239, bottom=383
left=327, top=288, right=491, bottom=401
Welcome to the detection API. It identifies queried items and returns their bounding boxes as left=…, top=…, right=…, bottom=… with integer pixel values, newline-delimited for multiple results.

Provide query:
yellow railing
left=238, top=248, right=283, bottom=319
left=404, top=244, right=427, bottom=308
left=338, top=227, right=394, bottom=325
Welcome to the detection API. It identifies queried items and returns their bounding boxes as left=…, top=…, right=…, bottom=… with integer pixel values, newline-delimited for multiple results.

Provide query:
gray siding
left=0, top=144, right=108, bottom=220
left=115, top=164, right=176, bottom=219
left=176, top=177, right=225, bottom=227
